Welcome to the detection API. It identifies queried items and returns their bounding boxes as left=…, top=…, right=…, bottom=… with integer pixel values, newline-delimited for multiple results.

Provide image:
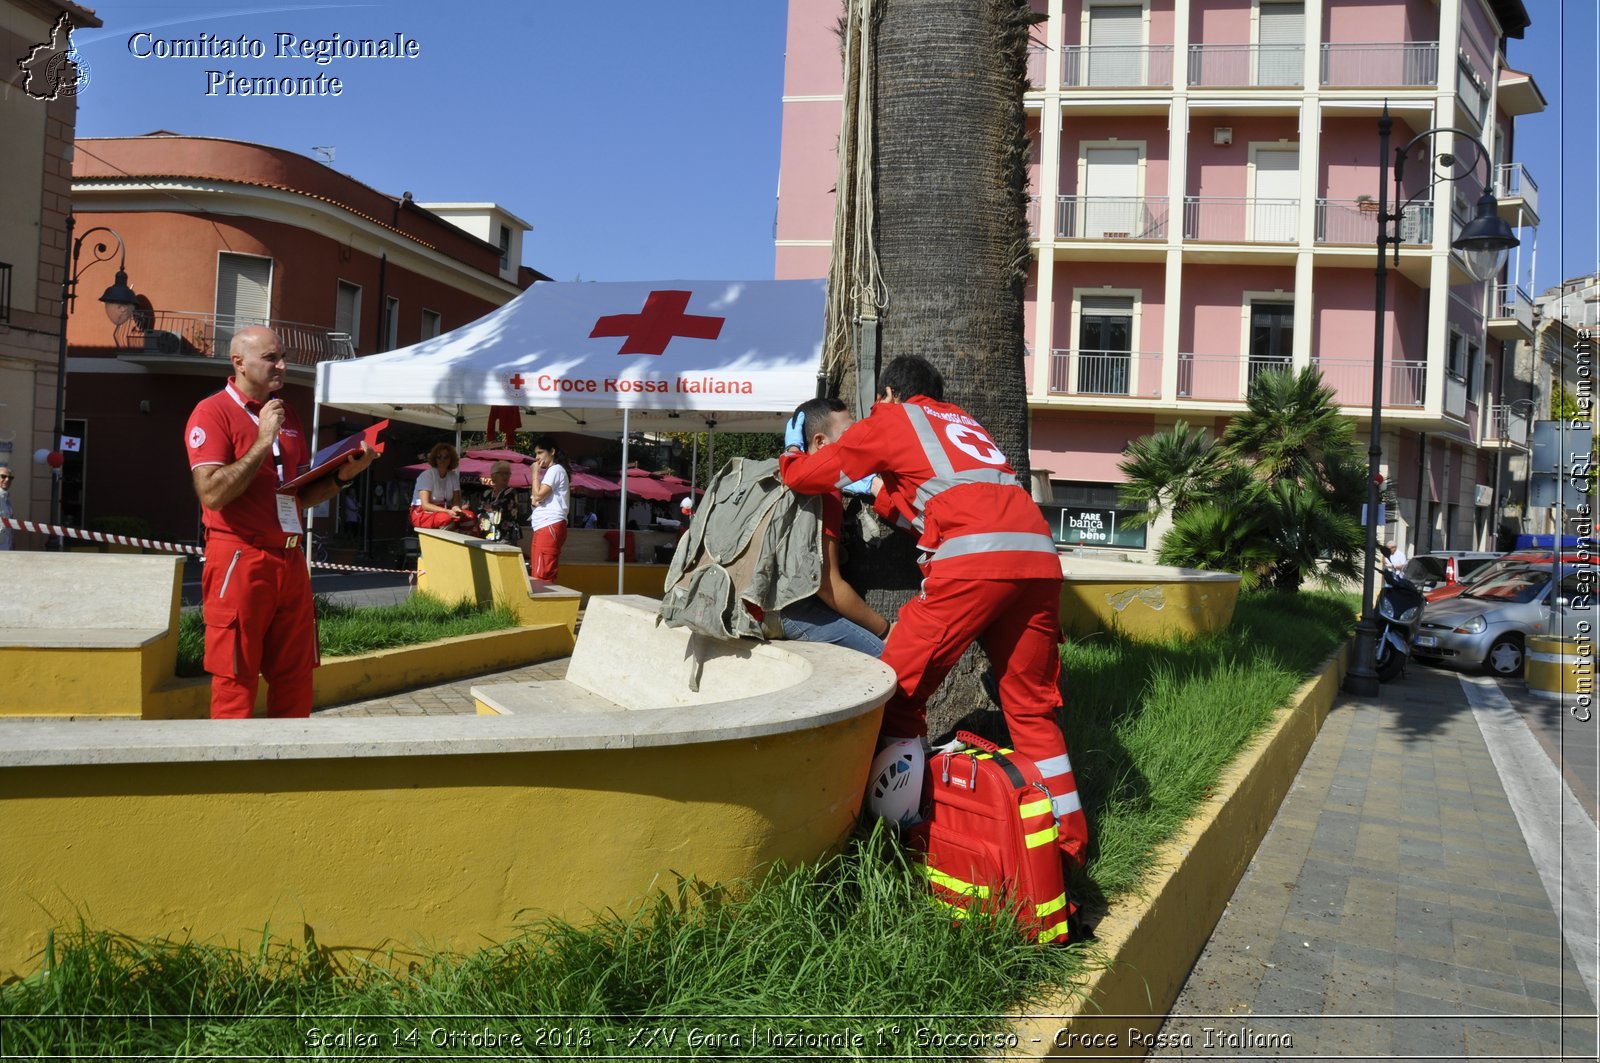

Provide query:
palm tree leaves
left=1116, top=420, right=1230, bottom=527
left=1120, top=367, right=1366, bottom=590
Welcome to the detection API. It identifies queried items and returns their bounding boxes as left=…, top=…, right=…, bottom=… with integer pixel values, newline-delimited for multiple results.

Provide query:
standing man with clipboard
left=184, top=326, right=378, bottom=719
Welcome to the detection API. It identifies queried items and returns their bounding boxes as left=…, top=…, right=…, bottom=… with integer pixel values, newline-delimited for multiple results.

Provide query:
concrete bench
left=0, top=554, right=185, bottom=716
left=414, top=526, right=580, bottom=634
left=0, top=594, right=895, bottom=978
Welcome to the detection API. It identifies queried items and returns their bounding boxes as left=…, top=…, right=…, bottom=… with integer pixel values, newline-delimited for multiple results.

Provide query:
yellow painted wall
left=414, top=535, right=580, bottom=632
left=144, top=624, right=575, bottom=720
left=0, top=708, right=881, bottom=977
left=1059, top=577, right=1240, bottom=641
left=1527, top=635, right=1594, bottom=703
left=558, top=563, right=670, bottom=603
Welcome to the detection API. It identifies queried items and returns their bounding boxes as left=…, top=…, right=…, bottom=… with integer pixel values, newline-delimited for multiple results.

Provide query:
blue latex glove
left=841, top=475, right=875, bottom=496
left=783, top=412, right=806, bottom=451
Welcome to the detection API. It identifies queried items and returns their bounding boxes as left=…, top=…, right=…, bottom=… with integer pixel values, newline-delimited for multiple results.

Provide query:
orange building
left=64, top=132, right=545, bottom=546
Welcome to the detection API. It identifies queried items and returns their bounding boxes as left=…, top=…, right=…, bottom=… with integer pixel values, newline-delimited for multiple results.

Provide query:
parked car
left=1410, top=563, right=1575, bottom=677
left=1423, top=548, right=1584, bottom=603
left=1402, top=551, right=1501, bottom=595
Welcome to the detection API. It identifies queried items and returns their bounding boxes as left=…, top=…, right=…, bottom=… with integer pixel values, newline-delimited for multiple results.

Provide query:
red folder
left=277, top=420, right=388, bottom=494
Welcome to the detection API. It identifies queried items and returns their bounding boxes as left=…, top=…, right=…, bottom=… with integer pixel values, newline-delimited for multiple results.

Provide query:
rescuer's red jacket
left=779, top=395, right=1061, bottom=581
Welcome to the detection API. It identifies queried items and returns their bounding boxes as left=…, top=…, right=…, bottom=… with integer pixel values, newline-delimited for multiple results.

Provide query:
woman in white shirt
left=528, top=435, right=570, bottom=581
left=410, top=442, right=470, bottom=530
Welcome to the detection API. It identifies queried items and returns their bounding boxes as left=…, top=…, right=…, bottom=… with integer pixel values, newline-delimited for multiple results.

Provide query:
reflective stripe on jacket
left=779, top=397, right=1061, bottom=581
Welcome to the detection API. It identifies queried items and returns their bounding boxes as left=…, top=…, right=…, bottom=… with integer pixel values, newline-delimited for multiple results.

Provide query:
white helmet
left=866, top=737, right=925, bottom=827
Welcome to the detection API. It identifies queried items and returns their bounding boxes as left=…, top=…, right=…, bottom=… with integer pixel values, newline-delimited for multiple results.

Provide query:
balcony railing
left=1491, top=283, right=1534, bottom=330
left=117, top=310, right=357, bottom=366
left=1487, top=404, right=1532, bottom=446
left=1493, top=162, right=1539, bottom=218
left=1176, top=353, right=1298, bottom=401
left=1049, top=349, right=1162, bottom=397
left=1444, top=371, right=1468, bottom=419
left=1057, top=196, right=1169, bottom=240
left=1027, top=194, right=1041, bottom=236
left=1061, top=45, right=1174, bottom=88
left=1313, top=358, right=1427, bottom=408
left=1318, top=42, right=1438, bottom=86
left=1027, top=45, right=1047, bottom=89
left=1314, top=199, right=1434, bottom=244
left=1184, top=197, right=1298, bottom=243
left=1188, top=44, right=1304, bottom=87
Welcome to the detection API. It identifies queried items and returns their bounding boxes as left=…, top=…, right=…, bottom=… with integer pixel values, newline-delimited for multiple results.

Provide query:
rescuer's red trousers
left=201, top=537, right=318, bottom=719
left=881, top=575, right=1089, bottom=867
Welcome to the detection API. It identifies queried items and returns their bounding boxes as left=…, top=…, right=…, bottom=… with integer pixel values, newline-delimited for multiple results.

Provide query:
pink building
left=777, top=0, right=1542, bottom=557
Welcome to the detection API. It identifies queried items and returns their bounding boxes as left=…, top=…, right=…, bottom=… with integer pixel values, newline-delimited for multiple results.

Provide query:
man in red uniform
left=185, top=326, right=377, bottom=719
left=779, top=356, right=1087, bottom=866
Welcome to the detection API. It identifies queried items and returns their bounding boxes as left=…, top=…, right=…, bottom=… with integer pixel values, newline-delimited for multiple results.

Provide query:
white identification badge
left=276, top=493, right=304, bottom=534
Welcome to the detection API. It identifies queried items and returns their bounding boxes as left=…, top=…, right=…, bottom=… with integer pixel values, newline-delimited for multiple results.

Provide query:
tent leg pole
left=306, top=403, right=322, bottom=575
left=690, top=434, right=698, bottom=499
left=618, top=410, right=630, bottom=595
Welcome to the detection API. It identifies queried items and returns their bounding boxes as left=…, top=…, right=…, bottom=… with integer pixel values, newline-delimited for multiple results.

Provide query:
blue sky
left=68, top=1, right=1594, bottom=293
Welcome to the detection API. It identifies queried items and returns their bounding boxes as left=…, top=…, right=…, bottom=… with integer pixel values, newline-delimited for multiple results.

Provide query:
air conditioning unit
left=1474, top=484, right=1493, bottom=507
left=1213, top=127, right=1233, bottom=146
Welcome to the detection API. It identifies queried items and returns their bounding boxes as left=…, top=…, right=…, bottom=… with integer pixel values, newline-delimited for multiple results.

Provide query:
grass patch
left=176, top=594, right=520, bottom=677
left=12, top=590, right=1353, bottom=1057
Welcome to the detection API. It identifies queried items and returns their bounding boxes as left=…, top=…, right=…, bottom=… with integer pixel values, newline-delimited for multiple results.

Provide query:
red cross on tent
left=590, top=289, right=725, bottom=355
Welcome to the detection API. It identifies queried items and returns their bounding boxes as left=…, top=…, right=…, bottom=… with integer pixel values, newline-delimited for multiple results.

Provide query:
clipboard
left=277, top=420, right=388, bottom=494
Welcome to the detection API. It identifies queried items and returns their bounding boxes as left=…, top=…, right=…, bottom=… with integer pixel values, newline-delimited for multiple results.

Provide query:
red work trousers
left=881, top=575, right=1089, bottom=866
left=201, top=537, right=318, bottom=719
left=530, top=522, right=567, bottom=582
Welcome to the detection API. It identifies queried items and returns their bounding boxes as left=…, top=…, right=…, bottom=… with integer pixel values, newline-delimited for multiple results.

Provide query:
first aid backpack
left=921, top=731, right=1076, bottom=944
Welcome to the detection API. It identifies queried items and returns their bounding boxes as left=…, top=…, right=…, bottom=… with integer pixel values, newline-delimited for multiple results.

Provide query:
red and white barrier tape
left=1, top=517, right=419, bottom=577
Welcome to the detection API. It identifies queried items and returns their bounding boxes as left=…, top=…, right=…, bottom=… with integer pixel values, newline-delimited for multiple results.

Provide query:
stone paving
left=1155, top=663, right=1598, bottom=1061
left=316, top=656, right=570, bottom=716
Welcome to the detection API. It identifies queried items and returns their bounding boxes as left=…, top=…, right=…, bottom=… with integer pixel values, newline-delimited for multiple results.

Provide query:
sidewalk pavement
left=1155, top=662, right=1598, bottom=1062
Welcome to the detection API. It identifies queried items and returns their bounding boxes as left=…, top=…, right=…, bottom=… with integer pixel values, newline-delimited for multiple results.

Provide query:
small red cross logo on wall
left=590, top=290, right=725, bottom=355
left=507, top=373, right=526, bottom=392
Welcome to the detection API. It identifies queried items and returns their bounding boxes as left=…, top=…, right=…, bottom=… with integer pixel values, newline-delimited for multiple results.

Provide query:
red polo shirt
left=185, top=380, right=309, bottom=541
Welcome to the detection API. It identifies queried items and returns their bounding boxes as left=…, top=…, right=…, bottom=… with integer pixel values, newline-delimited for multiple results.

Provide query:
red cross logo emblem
left=946, top=424, right=1007, bottom=466
left=590, top=290, right=725, bottom=356
left=507, top=373, right=526, bottom=391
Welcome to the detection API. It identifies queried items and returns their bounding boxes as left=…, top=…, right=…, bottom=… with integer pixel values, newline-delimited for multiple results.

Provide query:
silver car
left=1410, top=563, right=1570, bottom=677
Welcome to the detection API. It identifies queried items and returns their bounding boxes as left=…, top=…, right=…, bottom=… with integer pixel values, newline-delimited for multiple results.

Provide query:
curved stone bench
left=0, top=596, right=895, bottom=976
left=0, top=554, right=184, bottom=717
left=1060, top=556, right=1242, bottom=640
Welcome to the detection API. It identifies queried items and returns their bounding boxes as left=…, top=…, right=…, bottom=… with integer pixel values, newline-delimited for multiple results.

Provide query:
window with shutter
left=214, top=252, right=272, bottom=360
left=1087, top=5, right=1143, bottom=87
left=1257, top=2, right=1304, bottom=86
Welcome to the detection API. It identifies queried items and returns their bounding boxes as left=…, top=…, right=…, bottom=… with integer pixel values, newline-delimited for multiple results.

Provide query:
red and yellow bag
left=921, top=731, right=1076, bottom=944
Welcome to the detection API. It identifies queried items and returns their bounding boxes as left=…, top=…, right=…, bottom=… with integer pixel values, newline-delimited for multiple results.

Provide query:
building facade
left=776, top=0, right=1541, bottom=559
left=0, top=0, right=98, bottom=536
left=62, top=133, right=541, bottom=547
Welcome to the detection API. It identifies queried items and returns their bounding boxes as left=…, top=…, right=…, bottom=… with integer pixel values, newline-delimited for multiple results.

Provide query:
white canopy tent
left=316, top=279, right=827, bottom=589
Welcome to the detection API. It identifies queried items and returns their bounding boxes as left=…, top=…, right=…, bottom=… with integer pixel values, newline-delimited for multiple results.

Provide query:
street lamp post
left=1345, top=105, right=1520, bottom=697
left=51, top=215, right=138, bottom=548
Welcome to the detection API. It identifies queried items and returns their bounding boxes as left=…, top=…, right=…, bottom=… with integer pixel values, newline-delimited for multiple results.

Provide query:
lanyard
left=225, top=380, right=287, bottom=483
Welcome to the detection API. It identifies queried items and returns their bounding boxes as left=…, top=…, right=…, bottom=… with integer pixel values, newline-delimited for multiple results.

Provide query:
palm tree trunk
left=832, top=0, right=1042, bottom=741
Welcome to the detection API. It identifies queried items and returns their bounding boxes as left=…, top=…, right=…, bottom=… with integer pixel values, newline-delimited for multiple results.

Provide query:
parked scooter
left=1374, top=562, right=1426, bottom=681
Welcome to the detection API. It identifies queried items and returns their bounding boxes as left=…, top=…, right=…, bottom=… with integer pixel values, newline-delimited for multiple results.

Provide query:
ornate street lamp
left=50, top=215, right=138, bottom=548
left=1345, top=105, right=1520, bottom=696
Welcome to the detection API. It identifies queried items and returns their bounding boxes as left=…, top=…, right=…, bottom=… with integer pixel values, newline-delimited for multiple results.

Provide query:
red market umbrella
left=570, top=471, right=621, bottom=496
left=617, top=468, right=676, bottom=501
left=464, top=447, right=533, bottom=464
left=403, top=458, right=532, bottom=489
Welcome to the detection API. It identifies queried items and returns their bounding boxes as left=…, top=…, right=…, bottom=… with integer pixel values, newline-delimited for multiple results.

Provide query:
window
left=1257, top=2, right=1304, bottom=86
left=421, top=308, right=441, bottom=340
left=1249, top=302, right=1294, bottom=385
left=1077, top=296, right=1134, bottom=395
left=335, top=280, right=362, bottom=350
left=215, top=252, right=273, bottom=358
left=384, top=296, right=400, bottom=352
left=1466, top=342, right=1480, bottom=401
left=498, top=226, right=512, bottom=272
left=1446, top=332, right=1465, bottom=379
left=1087, top=5, right=1142, bottom=87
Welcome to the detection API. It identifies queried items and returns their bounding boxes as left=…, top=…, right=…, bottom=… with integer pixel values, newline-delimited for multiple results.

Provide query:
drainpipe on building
left=375, top=253, right=389, bottom=351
